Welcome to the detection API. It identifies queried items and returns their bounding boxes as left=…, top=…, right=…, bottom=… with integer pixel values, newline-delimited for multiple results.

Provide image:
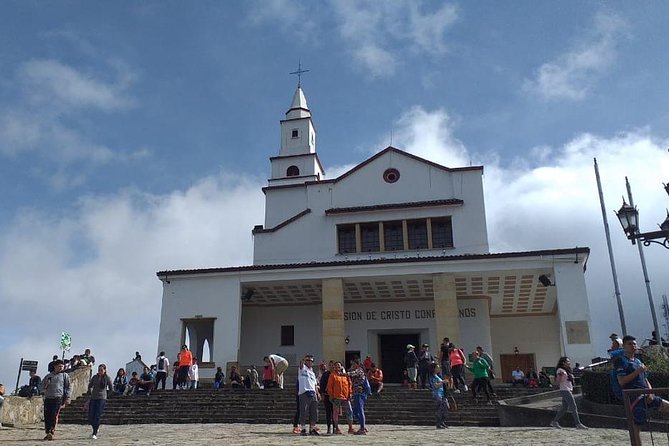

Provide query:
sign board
left=21, top=360, right=38, bottom=371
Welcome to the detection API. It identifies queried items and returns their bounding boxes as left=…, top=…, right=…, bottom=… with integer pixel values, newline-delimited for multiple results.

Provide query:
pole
left=594, top=158, right=626, bottom=334
left=626, top=177, right=661, bottom=340
left=15, top=357, right=23, bottom=395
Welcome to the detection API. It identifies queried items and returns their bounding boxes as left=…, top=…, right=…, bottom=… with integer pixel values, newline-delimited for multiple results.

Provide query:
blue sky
left=1, top=1, right=668, bottom=387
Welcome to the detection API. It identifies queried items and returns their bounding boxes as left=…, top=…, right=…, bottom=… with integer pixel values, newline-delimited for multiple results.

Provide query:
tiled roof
left=156, top=247, right=590, bottom=277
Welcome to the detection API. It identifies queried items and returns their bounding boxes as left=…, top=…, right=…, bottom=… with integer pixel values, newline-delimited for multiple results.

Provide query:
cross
left=289, top=61, right=309, bottom=88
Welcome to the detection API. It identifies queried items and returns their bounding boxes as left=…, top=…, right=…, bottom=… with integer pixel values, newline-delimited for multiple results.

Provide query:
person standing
left=189, top=358, right=199, bottom=389
left=0, top=382, right=5, bottom=428
left=319, top=361, right=334, bottom=434
left=418, top=344, right=435, bottom=389
left=297, top=355, right=320, bottom=436
left=550, top=356, right=587, bottom=429
left=347, top=360, right=370, bottom=435
left=268, top=354, right=289, bottom=389
left=438, top=338, right=452, bottom=389
left=326, top=361, right=354, bottom=435
left=429, top=363, right=450, bottom=429
left=155, top=351, right=170, bottom=390
left=42, top=359, right=71, bottom=441
left=87, top=364, right=113, bottom=439
left=404, top=344, right=419, bottom=389
left=177, top=345, right=192, bottom=390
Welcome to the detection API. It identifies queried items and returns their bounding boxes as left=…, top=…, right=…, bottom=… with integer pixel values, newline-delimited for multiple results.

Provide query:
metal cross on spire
left=290, top=61, right=309, bottom=88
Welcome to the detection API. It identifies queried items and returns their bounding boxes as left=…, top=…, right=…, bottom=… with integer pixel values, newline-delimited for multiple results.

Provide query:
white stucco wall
left=239, top=304, right=322, bottom=367
left=490, top=314, right=562, bottom=374
left=237, top=298, right=493, bottom=366
left=255, top=150, right=489, bottom=265
left=157, top=275, right=242, bottom=379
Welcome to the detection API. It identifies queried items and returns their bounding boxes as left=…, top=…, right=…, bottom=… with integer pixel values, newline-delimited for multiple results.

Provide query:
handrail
left=622, top=387, right=669, bottom=446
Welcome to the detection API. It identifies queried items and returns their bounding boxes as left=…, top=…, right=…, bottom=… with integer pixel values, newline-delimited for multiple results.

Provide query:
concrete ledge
left=0, top=366, right=91, bottom=426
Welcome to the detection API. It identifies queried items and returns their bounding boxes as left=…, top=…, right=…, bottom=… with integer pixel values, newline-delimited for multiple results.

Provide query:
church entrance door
left=379, top=333, right=420, bottom=383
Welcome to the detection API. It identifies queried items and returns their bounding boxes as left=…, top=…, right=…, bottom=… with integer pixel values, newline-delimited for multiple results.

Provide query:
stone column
left=433, top=273, right=459, bottom=345
left=322, top=278, right=345, bottom=364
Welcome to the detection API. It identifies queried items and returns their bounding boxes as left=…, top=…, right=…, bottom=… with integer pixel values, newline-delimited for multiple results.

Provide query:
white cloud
left=0, top=173, right=264, bottom=386
left=20, top=59, right=135, bottom=111
left=524, top=11, right=628, bottom=101
left=332, top=1, right=458, bottom=77
left=246, top=0, right=317, bottom=44
left=390, top=107, right=669, bottom=354
left=0, top=58, right=145, bottom=189
left=248, top=1, right=458, bottom=78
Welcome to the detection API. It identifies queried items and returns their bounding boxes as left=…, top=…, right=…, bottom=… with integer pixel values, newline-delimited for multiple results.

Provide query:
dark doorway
left=499, top=353, right=536, bottom=383
left=379, top=333, right=420, bottom=383
left=345, top=351, right=361, bottom=370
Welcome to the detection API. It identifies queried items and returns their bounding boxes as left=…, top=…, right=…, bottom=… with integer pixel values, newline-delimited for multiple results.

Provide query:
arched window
left=286, top=165, right=300, bottom=177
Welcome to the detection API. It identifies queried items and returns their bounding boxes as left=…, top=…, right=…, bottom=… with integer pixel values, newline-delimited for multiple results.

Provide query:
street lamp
left=615, top=183, right=669, bottom=250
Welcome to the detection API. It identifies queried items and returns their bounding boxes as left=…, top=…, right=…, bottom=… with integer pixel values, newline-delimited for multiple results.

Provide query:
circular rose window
left=383, top=168, right=400, bottom=183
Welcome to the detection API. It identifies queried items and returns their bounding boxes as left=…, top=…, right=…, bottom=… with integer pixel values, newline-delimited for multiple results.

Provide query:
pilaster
left=433, top=273, right=459, bottom=345
left=322, top=278, right=345, bottom=363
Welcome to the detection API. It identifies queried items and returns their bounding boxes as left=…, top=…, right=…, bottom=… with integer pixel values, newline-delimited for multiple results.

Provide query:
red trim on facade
left=251, top=208, right=312, bottom=234
left=262, top=146, right=483, bottom=194
left=324, top=199, right=464, bottom=215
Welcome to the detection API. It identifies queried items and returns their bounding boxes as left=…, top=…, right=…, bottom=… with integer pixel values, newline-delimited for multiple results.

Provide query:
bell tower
left=268, top=66, right=324, bottom=186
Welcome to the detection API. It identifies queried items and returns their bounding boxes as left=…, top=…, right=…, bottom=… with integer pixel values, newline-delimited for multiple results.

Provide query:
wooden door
left=499, top=353, right=536, bottom=383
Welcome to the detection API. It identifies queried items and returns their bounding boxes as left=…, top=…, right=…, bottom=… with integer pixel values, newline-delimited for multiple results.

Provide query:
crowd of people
left=12, top=331, right=669, bottom=439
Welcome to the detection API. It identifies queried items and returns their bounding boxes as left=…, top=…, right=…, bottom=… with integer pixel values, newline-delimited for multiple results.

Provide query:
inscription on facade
left=343, top=308, right=477, bottom=321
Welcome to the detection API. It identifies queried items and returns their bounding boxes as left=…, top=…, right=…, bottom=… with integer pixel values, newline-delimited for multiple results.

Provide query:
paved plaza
left=0, top=423, right=650, bottom=445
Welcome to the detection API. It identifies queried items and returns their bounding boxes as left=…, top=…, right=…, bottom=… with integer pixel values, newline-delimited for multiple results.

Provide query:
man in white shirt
left=512, top=368, right=525, bottom=386
left=298, top=355, right=320, bottom=436
left=155, top=351, right=170, bottom=390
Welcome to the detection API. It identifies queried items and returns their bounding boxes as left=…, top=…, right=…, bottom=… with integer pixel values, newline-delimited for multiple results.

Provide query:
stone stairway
left=59, top=385, right=546, bottom=427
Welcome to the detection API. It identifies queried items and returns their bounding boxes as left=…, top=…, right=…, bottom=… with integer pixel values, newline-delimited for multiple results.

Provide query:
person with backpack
left=615, top=335, right=669, bottom=426
left=550, top=356, right=587, bottom=429
left=155, top=351, right=170, bottom=390
left=429, top=363, right=450, bottom=429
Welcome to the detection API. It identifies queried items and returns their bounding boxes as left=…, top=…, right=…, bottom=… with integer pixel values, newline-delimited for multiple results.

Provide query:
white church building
left=156, top=86, right=595, bottom=383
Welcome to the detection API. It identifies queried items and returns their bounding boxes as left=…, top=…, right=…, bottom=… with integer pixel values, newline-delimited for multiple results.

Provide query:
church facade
left=156, top=87, right=595, bottom=382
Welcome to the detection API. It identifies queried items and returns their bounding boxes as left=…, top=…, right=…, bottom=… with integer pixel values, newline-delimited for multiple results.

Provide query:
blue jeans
left=88, top=399, right=107, bottom=435
left=353, top=394, right=366, bottom=429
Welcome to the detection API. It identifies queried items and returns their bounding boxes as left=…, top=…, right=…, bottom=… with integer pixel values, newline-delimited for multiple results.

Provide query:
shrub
left=581, top=347, right=669, bottom=404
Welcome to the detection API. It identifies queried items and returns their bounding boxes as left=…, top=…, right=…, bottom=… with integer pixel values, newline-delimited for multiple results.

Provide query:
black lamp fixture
left=345, top=336, right=350, bottom=345
left=615, top=180, right=669, bottom=250
left=538, top=274, right=555, bottom=287
left=241, top=288, right=255, bottom=302
left=514, top=346, right=519, bottom=355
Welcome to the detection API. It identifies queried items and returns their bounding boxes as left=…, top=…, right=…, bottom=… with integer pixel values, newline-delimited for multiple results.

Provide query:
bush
left=581, top=347, right=669, bottom=404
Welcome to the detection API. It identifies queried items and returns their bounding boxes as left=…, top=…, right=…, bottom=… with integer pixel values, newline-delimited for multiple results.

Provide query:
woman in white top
left=189, top=358, right=199, bottom=390
left=550, top=356, right=587, bottom=429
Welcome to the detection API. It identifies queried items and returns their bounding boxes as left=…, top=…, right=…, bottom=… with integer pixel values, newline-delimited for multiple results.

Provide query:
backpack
left=158, top=358, right=165, bottom=370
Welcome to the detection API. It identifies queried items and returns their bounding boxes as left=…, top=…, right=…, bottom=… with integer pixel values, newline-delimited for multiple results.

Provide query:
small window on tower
left=286, top=165, right=300, bottom=177
left=291, top=129, right=299, bottom=139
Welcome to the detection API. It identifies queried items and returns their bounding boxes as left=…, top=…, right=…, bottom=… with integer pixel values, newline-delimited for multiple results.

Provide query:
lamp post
left=615, top=177, right=665, bottom=340
left=615, top=182, right=669, bottom=249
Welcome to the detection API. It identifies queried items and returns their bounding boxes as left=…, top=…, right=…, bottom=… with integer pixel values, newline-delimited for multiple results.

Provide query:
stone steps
left=59, top=386, right=545, bottom=427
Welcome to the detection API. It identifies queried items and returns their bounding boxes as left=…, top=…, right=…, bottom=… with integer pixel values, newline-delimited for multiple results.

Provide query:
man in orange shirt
left=368, top=363, right=384, bottom=394
left=177, top=345, right=193, bottom=389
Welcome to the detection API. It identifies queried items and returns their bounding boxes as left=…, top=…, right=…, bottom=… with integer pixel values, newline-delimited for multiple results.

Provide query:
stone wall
left=0, top=366, right=91, bottom=426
